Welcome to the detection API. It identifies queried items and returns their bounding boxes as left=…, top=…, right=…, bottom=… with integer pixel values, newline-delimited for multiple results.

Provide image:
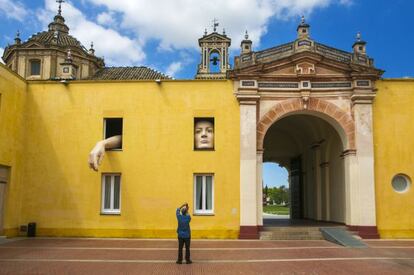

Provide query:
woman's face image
left=194, top=120, right=214, bottom=149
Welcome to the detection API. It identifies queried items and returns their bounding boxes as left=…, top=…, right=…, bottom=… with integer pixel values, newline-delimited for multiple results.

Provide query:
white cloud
left=0, top=47, right=4, bottom=64
left=165, top=62, right=182, bottom=77
left=97, top=11, right=116, bottom=26
left=86, top=0, right=345, bottom=51
left=34, top=0, right=350, bottom=70
left=37, top=0, right=145, bottom=66
left=0, top=0, right=28, bottom=21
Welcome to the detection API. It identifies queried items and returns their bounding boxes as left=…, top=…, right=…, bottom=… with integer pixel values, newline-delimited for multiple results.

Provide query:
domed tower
left=1, top=1, right=104, bottom=80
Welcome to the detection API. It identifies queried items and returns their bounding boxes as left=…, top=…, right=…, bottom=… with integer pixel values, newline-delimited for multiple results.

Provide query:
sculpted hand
left=88, top=135, right=122, bottom=171
left=88, top=141, right=105, bottom=171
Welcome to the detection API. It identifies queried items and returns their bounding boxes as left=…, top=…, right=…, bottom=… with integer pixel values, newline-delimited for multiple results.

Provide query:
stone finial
left=245, top=30, right=249, bottom=40
left=66, top=48, right=72, bottom=62
left=356, top=31, right=361, bottom=42
left=204, top=28, right=207, bottom=36
left=89, top=42, right=95, bottom=55
left=48, top=0, right=69, bottom=33
left=301, top=15, right=305, bottom=25
left=14, top=30, right=21, bottom=45
left=223, top=28, right=226, bottom=35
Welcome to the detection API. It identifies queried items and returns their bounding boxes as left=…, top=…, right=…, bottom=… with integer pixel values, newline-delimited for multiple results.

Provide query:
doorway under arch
left=262, top=163, right=290, bottom=218
left=262, top=114, right=346, bottom=226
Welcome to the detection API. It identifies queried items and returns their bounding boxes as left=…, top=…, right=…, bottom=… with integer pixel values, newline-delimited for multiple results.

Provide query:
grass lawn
left=263, top=205, right=290, bottom=215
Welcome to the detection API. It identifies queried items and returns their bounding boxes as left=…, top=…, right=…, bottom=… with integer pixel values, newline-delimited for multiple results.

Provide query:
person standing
left=176, top=202, right=192, bottom=264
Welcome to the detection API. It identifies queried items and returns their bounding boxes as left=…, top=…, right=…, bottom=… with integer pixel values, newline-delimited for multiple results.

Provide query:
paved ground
left=0, top=238, right=413, bottom=274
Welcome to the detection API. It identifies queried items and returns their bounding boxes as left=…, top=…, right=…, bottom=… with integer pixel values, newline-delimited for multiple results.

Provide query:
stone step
left=259, top=227, right=326, bottom=240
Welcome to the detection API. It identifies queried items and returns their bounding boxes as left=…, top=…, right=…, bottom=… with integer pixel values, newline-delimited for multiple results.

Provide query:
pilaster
left=238, top=85, right=260, bottom=239
left=256, top=150, right=264, bottom=227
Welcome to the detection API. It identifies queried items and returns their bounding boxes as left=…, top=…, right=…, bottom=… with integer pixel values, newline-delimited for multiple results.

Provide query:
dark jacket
left=176, top=208, right=191, bottom=238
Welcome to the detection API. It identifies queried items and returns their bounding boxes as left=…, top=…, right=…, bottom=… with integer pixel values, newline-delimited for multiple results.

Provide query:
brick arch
left=257, top=98, right=355, bottom=150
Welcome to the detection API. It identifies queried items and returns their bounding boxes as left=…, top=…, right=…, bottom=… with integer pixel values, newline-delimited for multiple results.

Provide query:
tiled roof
left=26, top=31, right=87, bottom=53
left=90, top=67, right=171, bottom=80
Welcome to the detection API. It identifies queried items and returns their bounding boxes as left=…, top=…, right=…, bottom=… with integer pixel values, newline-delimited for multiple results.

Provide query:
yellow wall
left=374, top=79, right=414, bottom=238
left=12, top=79, right=240, bottom=238
left=0, top=64, right=27, bottom=236
left=4, top=70, right=412, bottom=240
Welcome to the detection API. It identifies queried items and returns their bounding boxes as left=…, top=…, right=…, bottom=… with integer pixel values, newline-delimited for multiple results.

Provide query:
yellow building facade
left=0, top=72, right=240, bottom=238
left=1, top=64, right=414, bottom=239
left=1, top=8, right=413, bottom=239
left=373, top=79, right=414, bottom=238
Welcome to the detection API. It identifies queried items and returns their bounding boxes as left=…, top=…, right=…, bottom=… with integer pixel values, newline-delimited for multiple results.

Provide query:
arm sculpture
left=88, top=135, right=122, bottom=171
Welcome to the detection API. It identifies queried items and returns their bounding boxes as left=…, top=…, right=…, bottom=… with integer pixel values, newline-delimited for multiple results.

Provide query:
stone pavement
left=0, top=238, right=413, bottom=274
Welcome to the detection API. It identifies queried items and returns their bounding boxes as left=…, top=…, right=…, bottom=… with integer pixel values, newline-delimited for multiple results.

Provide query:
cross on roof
left=212, top=18, right=219, bottom=32
left=56, top=0, right=65, bottom=15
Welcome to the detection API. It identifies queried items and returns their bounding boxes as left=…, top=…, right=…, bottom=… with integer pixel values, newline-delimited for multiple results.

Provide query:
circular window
left=391, top=174, right=411, bottom=193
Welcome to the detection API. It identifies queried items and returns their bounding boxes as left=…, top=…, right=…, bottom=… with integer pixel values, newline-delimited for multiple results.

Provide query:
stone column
left=320, top=162, right=330, bottom=221
left=312, top=144, right=322, bottom=220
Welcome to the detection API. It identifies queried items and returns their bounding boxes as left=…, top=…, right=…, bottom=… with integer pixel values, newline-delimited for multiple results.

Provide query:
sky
left=0, top=0, right=412, bottom=187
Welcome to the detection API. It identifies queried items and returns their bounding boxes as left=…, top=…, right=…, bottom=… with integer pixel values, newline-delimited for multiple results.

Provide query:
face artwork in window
left=194, top=119, right=214, bottom=150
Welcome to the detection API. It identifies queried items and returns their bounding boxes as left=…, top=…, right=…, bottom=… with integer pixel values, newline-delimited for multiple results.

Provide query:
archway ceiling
left=263, top=114, right=340, bottom=164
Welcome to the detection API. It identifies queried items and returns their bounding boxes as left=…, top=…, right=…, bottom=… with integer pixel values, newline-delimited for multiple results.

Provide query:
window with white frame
left=101, top=174, right=121, bottom=214
left=194, top=174, right=214, bottom=214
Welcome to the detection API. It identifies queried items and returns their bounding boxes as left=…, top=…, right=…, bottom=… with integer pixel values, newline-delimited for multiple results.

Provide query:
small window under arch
left=30, top=60, right=41, bottom=76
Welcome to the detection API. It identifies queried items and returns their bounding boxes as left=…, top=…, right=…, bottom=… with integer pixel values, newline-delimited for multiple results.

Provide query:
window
left=104, top=118, right=123, bottom=149
left=391, top=174, right=411, bottom=193
left=101, top=174, right=121, bottom=214
left=194, top=174, right=214, bottom=215
left=30, top=60, right=41, bottom=76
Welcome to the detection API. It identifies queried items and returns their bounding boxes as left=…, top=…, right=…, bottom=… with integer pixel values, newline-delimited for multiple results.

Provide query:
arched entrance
left=230, top=20, right=383, bottom=239
left=257, top=98, right=353, bottom=231
left=262, top=113, right=346, bottom=226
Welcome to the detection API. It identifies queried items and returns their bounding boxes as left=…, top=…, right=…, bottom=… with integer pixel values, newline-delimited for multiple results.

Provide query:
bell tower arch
left=195, top=20, right=231, bottom=79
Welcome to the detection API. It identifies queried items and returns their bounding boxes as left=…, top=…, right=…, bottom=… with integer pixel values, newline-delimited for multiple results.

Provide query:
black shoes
left=176, top=260, right=182, bottom=264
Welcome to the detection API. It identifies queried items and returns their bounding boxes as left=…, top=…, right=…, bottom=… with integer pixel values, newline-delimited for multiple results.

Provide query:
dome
left=26, top=30, right=88, bottom=54
left=23, top=13, right=89, bottom=55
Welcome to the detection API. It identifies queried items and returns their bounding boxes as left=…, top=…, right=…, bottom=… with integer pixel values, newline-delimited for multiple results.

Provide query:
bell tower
left=195, top=20, right=231, bottom=79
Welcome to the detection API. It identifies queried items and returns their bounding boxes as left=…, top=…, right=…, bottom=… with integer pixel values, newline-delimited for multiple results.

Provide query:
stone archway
left=260, top=110, right=347, bottom=225
left=257, top=98, right=355, bottom=151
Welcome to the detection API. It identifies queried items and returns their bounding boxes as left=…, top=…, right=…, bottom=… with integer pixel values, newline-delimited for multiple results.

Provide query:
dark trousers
left=177, top=237, right=191, bottom=261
